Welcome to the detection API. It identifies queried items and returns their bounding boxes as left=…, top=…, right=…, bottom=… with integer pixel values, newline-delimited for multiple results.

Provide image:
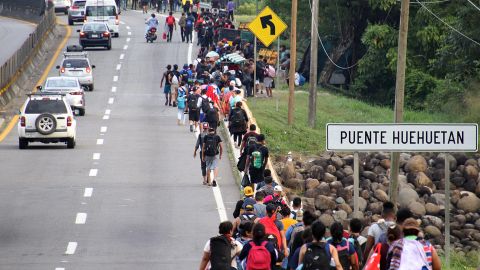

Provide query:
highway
left=0, top=16, right=36, bottom=66
left=0, top=10, right=239, bottom=270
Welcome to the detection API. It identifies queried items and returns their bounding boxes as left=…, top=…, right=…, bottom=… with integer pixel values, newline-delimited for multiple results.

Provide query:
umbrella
left=206, top=51, right=220, bottom=58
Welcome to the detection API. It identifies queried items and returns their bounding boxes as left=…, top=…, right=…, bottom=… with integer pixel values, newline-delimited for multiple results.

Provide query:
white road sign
left=326, top=123, right=478, bottom=152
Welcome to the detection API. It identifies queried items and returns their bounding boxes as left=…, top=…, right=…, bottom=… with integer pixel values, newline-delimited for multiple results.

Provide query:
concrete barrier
left=0, top=0, right=49, bottom=23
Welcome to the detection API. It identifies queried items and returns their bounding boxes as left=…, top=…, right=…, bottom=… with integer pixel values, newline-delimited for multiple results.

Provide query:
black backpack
left=206, top=107, right=219, bottom=123
left=333, top=240, right=351, bottom=270
left=204, top=134, right=219, bottom=156
left=188, top=94, right=199, bottom=110
left=304, top=242, right=331, bottom=270
left=209, top=235, right=232, bottom=270
left=230, top=109, right=245, bottom=128
left=201, top=96, right=211, bottom=112
left=350, top=236, right=364, bottom=269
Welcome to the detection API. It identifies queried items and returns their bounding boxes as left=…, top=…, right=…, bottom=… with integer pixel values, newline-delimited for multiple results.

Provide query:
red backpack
left=166, top=16, right=175, bottom=26
left=259, top=216, right=282, bottom=250
left=246, top=241, right=271, bottom=270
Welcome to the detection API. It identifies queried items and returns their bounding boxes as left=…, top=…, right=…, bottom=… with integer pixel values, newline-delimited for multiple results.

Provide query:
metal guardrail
left=0, top=7, right=56, bottom=96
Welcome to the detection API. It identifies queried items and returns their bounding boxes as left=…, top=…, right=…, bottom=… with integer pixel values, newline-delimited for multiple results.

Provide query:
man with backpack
left=258, top=203, right=288, bottom=267
left=348, top=218, right=367, bottom=269
left=240, top=124, right=258, bottom=154
left=165, top=11, right=177, bottom=42
left=185, top=12, right=195, bottom=43
left=233, top=203, right=259, bottom=237
left=238, top=223, right=277, bottom=270
left=363, top=201, right=396, bottom=262
left=194, top=122, right=209, bottom=185
left=169, top=64, right=182, bottom=107
left=197, top=88, right=212, bottom=128
left=205, top=101, right=219, bottom=131
left=187, top=84, right=200, bottom=132
left=160, top=64, right=173, bottom=106
left=244, top=134, right=269, bottom=190
left=199, top=221, right=243, bottom=270
left=202, top=127, right=222, bottom=187
left=228, top=101, right=248, bottom=148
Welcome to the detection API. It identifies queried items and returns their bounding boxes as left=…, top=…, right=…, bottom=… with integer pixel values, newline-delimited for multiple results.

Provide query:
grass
left=441, top=251, right=480, bottom=270
left=235, top=14, right=256, bottom=24
left=248, top=85, right=461, bottom=156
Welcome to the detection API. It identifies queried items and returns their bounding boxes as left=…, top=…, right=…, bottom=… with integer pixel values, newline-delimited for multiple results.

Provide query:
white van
left=84, top=0, right=119, bottom=37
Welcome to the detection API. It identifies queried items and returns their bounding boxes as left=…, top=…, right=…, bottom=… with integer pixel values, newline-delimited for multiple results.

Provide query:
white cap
left=274, top=185, right=283, bottom=192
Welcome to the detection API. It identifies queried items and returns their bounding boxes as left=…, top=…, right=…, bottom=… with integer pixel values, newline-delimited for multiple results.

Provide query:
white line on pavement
left=128, top=32, right=131, bottom=35
left=75, top=213, right=87, bottom=224
left=113, top=76, right=118, bottom=82
left=100, top=126, right=108, bottom=133
left=103, top=115, right=110, bottom=120
left=105, top=109, right=111, bottom=115
left=65, top=242, right=77, bottom=255
left=89, top=169, right=98, bottom=177
left=55, top=268, right=65, bottom=270
left=126, top=37, right=131, bottom=42
left=123, top=45, right=128, bottom=50
left=120, top=21, right=125, bottom=25
left=116, top=64, right=121, bottom=70
left=93, top=153, right=101, bottom=160
left=96, top=139, right=104, bottom=145
left=119, top=54, right=124, bottom=60
left=126, top=26, right=130, bottom=29
left=108, top=97, right=114, bottom=104
left=84, top=188, right=93, bottom=197
left=111, top=86, right=117, bottom=92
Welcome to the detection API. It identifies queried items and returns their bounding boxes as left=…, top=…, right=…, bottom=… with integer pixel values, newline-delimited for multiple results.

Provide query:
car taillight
left=20, top=116, right=26, bottom=127
left=115, top=15, right=119, bottom=25
left=86, top=67, right=91, bottom=73
left=70, top=91, right=83, bottom=95
left=67, top=116, right=72, bottom=127
left=103, top=32, right=110, bottom=37
left=60, top=67, right=65, bottom=73
left=80, top=32, right=86, bottom=37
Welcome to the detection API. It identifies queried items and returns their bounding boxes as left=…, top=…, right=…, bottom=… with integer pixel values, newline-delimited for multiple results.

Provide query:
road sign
left=326, top=123, right=478, bottom=152
left=248, top=6, right=288, bottom=47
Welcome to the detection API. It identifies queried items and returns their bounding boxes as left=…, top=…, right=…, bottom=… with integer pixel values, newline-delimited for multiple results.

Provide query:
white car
left=68, top=0, right=86, bottom=25
left=53, top=0, right=71, bottom=14
left=85, top=0, right=120, bottom=37
left=39, top=77, right=86, bottom=116
left=18, top=94, right=77, bottom=149
left=56, top=51, right=95, bottom=91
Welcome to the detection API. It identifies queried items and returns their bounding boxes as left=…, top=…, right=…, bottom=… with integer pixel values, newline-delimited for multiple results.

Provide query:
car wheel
left=78, top=108, right=85, bottom=116
left=89, top=85, right=94, bottom=91
left=115, top=33, right=119, bottom=38
left=19, top=138, right=28, bottom=149
left=107, top=42, right=111, bottom=50
left=35, top=113, right=57, bottom=135
left=67, top=138, right=76, bottom=149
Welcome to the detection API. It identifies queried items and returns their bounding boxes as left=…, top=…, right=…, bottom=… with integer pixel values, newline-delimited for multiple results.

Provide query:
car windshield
left=83, top=23, right=108, bottom=32
left=73, top=1, right=86, bottom=7
left=62, top=59, right=89, bottom=68
left=86, top=6, right=116, bottom=16
left=46, top=79, right=78, bottom=88
left=25, top=100, right=68, bottom=114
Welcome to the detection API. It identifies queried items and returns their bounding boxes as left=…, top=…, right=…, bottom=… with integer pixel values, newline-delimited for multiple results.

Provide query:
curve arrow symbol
left=260, top=15, right=275, bottom=35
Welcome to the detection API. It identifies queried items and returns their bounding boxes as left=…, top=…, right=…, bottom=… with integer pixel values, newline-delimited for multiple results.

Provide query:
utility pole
left=308, top=0, right=319, bottom=128
left=389, top=0, right=410, bottom=205
left=287, top=0, right=297, bottom=125
left=253, top=0, right=259, bottom=98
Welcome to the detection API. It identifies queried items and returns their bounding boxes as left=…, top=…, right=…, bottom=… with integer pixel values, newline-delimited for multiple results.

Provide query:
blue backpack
left=177, top=88, right=186, bottom=109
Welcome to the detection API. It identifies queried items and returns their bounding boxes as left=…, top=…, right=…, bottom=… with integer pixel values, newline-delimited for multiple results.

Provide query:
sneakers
left=190, top=125, right=194, bottom=132
left=212, top=180, right=217, bottom=187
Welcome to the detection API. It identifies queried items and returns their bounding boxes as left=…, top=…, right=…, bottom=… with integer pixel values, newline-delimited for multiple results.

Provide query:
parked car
left=18, top=93, right=77, bottom=149
left=68, top=0, right=86, bottom=25
left=53, top=0, right=71, bottom=14
left=56, top=51, right=95, bottom=91
left=78, top=22, right=112, bottom=50
left=39, top=77, right=86, bottom=116
left=85, top=0, right=119, bottom=37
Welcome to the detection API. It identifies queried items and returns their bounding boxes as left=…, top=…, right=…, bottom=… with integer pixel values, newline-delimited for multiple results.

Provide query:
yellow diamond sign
left=248, top=6, right=288, bottom=47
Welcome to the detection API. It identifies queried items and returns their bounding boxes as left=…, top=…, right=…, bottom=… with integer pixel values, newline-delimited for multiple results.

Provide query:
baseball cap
left=244, top=186, right=254, bottom=197
left=244, top=203, right=254, bottom=211
left=274, top=185, right=283, bottom=193
left=295, top=210, right=304, bottom=221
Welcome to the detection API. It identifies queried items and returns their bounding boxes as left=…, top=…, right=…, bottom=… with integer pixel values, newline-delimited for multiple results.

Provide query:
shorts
left=164, top=84, right=171, bottom=94
left=204, top=155, right=218, bottom=170
left=189, top=109, right=199, bottom=121
left=199, top=112, right=206, bottom=122
left=264, top=77, right=273, bottom=88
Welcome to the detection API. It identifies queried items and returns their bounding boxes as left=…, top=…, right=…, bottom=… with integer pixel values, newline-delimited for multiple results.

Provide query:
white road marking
left=75, top=213, right=87, bottom=224
left=126, top=26, right=130, bottom=29
left=100, top=126, right=108, bottom=133
left=119, top=54, right=124, bottom=60
left=126, top=37, right=131, bottom=42
left=55, top=268, right=65, bottom=270
left=89, top=169, right=98, bottom=177
left=65, top=242, right=77, bottom=255
left=96, top=139, right=104, bottom=145
left=123, top=45, right=128, bottom=50
left=108, top=97, right=114, bottom=104
left=84, top=188, right=93, bottom=197
left=111, top=86, right=117, bottom=92
left=105, top=109, right=111, bottom=115
left=103, top=115, right=110, bottom=120
left=93, top=153, right=101, bottom=160
left=113, top=75, right=118, bottom=82
left=187, top=35, right=195, bottom=65
left=128, top=32, right=131, bottom=35
left=116, top=64, right=121, bottom=70
left=120, top=21, right=125, bottom=25
left=60, top=260, right=68, bottom=263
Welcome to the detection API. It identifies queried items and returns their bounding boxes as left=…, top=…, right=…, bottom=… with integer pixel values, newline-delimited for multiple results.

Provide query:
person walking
left=131, top=0, right=138, bottom=9
left=168, top=0, right=174, bottom=11
left=202, top=127, right=222, bottom=187
left=238, top=223, right=277, bottom=270
left=226, top=0, right=235, bottom=21
left=187, top=84, right=200, bottom=132
left=165, top=11, right=176, bottom=42
left=327, top=222, right=359, bottom=270
left=258, top=203, right=288, bottom=264
left=162, top=0, right=168, bottom=12
left=240, top=124, right=258, bottom=154
left=199, top=221, right=243, bottom=270
left=245, top=134, right=269, bottom=190
left=121, top=0, right=127, bottom=10
left=205, top=101, right=220, bottom=132
left=182, top=0, right=191, bottom=13
left=176, top=82, right=187, bottom=125
left=194, top=122, right=209, bottom=185
left=170, top=64, right=181, bottom=107
left=185, top=12, right=195, bottom=43
left=232, top=186, right=256, bottom=219
left=160, top=65, right=172, bottom=106
left=141, top=0, right=149, bottom=13
left=178, top=12, right=187, bottom=42
left=228, top=101, right=248, bottom=148
left=363, top=201, right=396, bottom=261
left=155, top=0, right=162, bottom=12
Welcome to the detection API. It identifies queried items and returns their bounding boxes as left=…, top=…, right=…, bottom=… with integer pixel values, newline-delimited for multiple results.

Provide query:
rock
left=302, top=197, right=315, bottom=212
left=334, top=210, right=348, bottom=221
left=358, top=197, right=367, bottom=212
left=451, top=177, right=466, bottom=187
left=431, top=169, right=445, bottom=182
left=305, top=188, right=319, bottom=198
left=374, top=189, right=389, bottom=202
left=323, top=172, right=337, bottom=183
left=341, top=175, right=354, bottom=187
left=315, top=195, right=336, bottom=211
left=435, top=154, right=458, bottom=171
left=326, top=165, right=336, bottom=174
left=415, top=172, right=434, bottom=188
left=335, top=197, right=345, bottom=204
left=330, top=181, right=343, bottom=190
left=452, top=153, right=468, bottom=166
left=318, top=182, right=331, bottom=196
left=343, top=166, right=354, bottom=176
left=373, top=165, right=387, bottom=176
left=361, top=190, right=370, bottom=200
left=380, top=159, right=391, bottom=169
left=282, top=161, right=296, bottom=181
left=368, top=202, right=383, bottom=215
left=342, top=155, right=354, bottom=166
left=310, top=165, right=325, bottom=181
left=424, top=215, right=444, bottom=229
left=362, top=171, right=377, bottom=181
left=360, top=179, right=372, bottom=190
left=338, top=203, right=353, bottom=214
left=476, top=182, right=480, bottom=197
left=408, top=201, right=426, bottom=217
left=284, top=178, right=305, bottom=192
left=431, top=193, right=445, bottom=206
left=399, top=188, right=419, bottom=208
left=464, top=165, right=479, bottom=181
left=464, top=158, right=478, bottom=167
left=424, top=225, right=442, bottom=238
left=456, top=192, right=480, bottom=213
left=319, top=213, right=334, bottom=227
left=454, top=215, right=466, bottom=225
left=334, top=170, right=346, bottom=180
left=406, top=155, right=428, bottom=173
left=312, top=158, right=328, bottom=168
left=425, top=203, right=441, bottom=215
left=331, top=156, right=344, bottom=169
left=464, top=179, right=477, bottom=193
left=305, top=178, right=320, bottom=190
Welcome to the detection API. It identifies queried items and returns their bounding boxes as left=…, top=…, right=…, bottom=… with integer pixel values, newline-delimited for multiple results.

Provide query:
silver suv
left=68, top=0, right=86, bottom=25
left=56, top=51, right=95, bottom=91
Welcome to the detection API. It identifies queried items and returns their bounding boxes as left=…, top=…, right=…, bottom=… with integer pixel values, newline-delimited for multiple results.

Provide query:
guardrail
left=0, top=7, right=56, bottom=96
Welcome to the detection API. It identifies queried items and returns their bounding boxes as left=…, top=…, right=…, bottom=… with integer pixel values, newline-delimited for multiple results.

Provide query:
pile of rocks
left=276, top=152, right=480, bottom=253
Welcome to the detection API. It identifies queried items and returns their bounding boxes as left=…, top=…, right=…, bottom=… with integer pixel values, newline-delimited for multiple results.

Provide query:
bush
left=405, top=69, right=438, bottom=110
left=236, top=2, right=256, bottom=15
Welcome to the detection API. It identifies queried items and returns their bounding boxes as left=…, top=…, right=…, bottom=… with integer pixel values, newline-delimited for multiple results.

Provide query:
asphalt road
left=0, top=16, right=36, bottom=66
left=0, top=10, right=240, bottom=270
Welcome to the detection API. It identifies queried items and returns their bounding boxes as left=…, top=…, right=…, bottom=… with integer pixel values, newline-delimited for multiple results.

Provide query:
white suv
left=18, top=94, right=77, bottom=149
left=56, top=51, right=95, bottom=91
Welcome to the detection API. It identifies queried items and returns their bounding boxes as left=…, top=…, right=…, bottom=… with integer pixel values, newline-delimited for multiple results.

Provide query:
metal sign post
left=353, top=152, right=360, bottom=218
left=444, top=154, right=451, bottom=268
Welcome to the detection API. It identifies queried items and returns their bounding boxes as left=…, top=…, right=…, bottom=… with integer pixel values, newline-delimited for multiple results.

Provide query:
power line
left=415, top=0, right=480, bottom=46
left=466, top=0, right=480, bottom=11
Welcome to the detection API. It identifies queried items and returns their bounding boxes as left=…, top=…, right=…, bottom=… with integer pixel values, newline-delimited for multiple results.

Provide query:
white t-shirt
left=203, top=237, right=243, bottom=269
left=368, top=220, right=395, bottom=243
